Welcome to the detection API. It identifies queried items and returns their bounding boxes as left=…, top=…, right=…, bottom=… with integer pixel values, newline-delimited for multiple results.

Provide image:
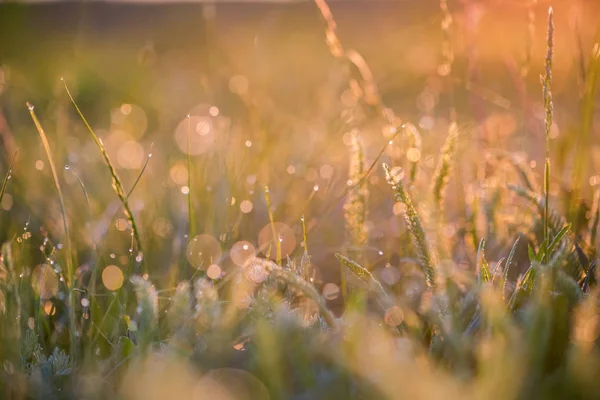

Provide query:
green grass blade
left=62, top=79, right=144, bottom=272
left=0, top=151, right=17, bottom=210
left=26, top=102, right=77, bottom=361
left=335, top=253, right=387, bottom=299
left=542, top=7, right=554, bottom=265
left=547, top=223, right=571, bottom=258
left=477, top=238, right=492, bottom=283
left=383, top=163, right=437, bottom=289
left=264, top=260, right=337, bottom=329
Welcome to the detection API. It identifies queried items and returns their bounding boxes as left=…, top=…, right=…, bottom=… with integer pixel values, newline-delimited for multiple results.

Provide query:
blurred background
left=0, top=0, right=599, bottom=304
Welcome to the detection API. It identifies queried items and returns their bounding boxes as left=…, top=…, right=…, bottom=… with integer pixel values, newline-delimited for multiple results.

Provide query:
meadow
left=0, top=0, right=600, bottom=398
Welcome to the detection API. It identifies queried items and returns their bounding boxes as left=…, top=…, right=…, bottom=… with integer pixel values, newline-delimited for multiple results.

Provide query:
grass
left=0, top=1, right=599, bottom=399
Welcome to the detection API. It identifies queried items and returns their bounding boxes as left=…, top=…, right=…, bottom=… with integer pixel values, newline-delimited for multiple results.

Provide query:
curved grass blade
left=502, top=237, right=520, bottom=300
left=263, top=260, right=337, bottom=329
left=26, top=102, right=77, bottom=360
left=335, top=253, right=387, bottom=300
left=62, top=79, right=144, bottom=271
left=547, top=223, right=571, bottom=258
left=0, top=151, right=17, bottom=209
left=383, top=163, right=437, bottom=289
left=126, top=145, right=153, bottom=199
left=476, top=238, right=492, bottom=283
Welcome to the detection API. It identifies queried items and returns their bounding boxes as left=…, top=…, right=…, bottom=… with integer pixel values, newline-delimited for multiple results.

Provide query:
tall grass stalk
left=343, top=130, right=368, bottom=302
left=383, top=163, right=437, bottom=289
left=542, top=7, right=554, bottom=265
left=335, top=253, right=387, bottom=303
left=0, top=151, right=17, bottom=208
left=264, top=186, right=281, bottom=264
left=344, top=131, right=368, bottom=251
left=26, top=102, right=77, bottom=361
left=432, top=122, right=459, bottom=212
left=62, top=79, right=144, bottom=272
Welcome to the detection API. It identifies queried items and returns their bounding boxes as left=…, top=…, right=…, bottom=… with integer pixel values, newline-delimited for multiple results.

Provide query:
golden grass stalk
left=62, top=80, right=144, bottom=270
left=335, top=253, right=387, bottom=301
left=432, top=122, right=459, bottom=212
left=264, top=186, right=281, bottom=264
left=263, top=260, right=337, bottom=329
left=0, top=151, right=17, bottom=209
left=542, top=7, right=554, bottom=265
left=344, top=131, right=368, bottom=251
left=383, top=163, right=437, bottom=289
left=26, top=102, right=77, bottom=360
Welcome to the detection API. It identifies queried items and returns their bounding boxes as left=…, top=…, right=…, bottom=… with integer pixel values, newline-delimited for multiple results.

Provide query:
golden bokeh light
left=206, top=264, right=222, bottom=280
left=258, top=222, right=296, bottom=260
left=230, top=241, right=256, bottom=267
left=117, top=140, right=145, bottom=169
left=174, top=116, right=216, bottom=156
left=115, top=218, right=128, bottom=232
left=102, top=265, right=125, bottom=291
left=186, top=234, right=222, bottom=270
left=43, top=300, right=56, bottom=316
left=228, top=75, right=249, bottom=95
left=111, top=103, right=148, bottom=139
left=240, top=200, right=253, bottom=214
left=169, top=162, right=189, bottom=185
left=322, top=282, right=340, bottom=300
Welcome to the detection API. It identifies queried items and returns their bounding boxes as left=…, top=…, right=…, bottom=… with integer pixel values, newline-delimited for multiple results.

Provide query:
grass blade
left=432, top=122, right=459, bottom=212
left=62, top=79, right=144, bottom=271
left=542, top=7, right=554, bottom=264
left=0, top=151, right=17, bottom=209
left=335, top=253, right=387, bottom=300
left=502, top=237, right=520, bottom=300
left=477, top=238, right=492, bottom=283
left=264, top=186, right=280, bottom=264
left=26, top=102, right=77, bottom=361
left=383, top=163, right=437, bottom=289
left=264, top=260, right=337, bottom=329
left=547, top=223, right=571, bottom=258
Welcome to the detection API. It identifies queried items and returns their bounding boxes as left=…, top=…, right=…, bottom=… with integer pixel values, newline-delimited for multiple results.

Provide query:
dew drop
left=64, top=165, right=70, bottom=170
